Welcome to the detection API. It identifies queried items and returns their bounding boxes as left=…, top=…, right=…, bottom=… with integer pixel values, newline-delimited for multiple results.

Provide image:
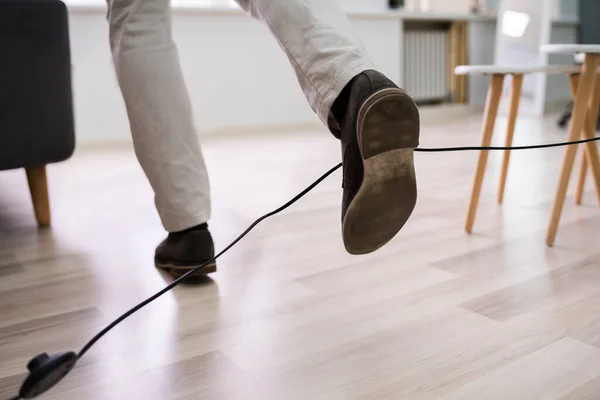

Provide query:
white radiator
left=404, top=30, right=450, bottom=102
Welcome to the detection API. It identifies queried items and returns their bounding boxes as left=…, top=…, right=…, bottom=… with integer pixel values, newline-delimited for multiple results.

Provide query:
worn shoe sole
left=155, top=261, right=217, bottom=278
left=342, top=88, right=420, bottom=255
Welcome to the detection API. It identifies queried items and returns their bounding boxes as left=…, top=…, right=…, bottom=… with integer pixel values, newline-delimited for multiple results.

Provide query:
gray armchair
left=0, top=0, right=75, bottom=226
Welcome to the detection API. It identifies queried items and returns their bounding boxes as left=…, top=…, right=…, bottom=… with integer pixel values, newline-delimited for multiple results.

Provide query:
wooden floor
left=2, top=107, right=600, bottom=399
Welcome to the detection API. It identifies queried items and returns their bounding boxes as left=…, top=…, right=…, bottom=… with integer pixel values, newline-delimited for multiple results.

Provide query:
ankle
left=330, top=75, right=357, bottom=128
left=171, top=223, right=208, bottom=235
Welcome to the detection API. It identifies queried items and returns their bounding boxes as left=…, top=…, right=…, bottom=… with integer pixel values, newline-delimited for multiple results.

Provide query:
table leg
left=581, top=72, right=600, bottom=205
left=465, top=74, right=504, bottom=233
left=575, top=148, right=588, bottom=205
left=567, top=73, right=587, bottom=205
left=498, top=74, right=524, bottom=204
left=573, top=72, right=600, bottom=205
left=546, top=55, right=600, bottom=246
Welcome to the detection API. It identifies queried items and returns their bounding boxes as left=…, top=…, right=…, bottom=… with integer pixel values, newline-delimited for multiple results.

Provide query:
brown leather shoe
left=154, top=225, right=216, bottom=277
left=339, top=70, right=420, bottom=255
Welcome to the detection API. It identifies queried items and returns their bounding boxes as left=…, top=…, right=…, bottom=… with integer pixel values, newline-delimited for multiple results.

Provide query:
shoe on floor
left=338, top=70, right=420, bottom=255
left=154, top=224, right=217, bottom=277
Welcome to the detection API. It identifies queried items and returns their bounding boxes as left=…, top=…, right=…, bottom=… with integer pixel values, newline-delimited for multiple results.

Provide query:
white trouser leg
left=236, top=0, right=375, bottom=126
left=106, top=0, right=373, bottom=232
left=106, top=0, right=210, bottom=232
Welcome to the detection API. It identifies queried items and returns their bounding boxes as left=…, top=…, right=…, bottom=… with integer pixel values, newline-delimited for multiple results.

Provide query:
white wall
left=67, top=8, right=401, bottom=145
left=423, top=0, right=473, bottom=13
left=546, top=23, right=578, bottom=104
left=467, top=20, right=498, bottom=106
left=66, top=3, right=575, bottom=146
left=467, top=17, right=579, bottom=109
left=488, top=0, right=579, bottom=18
left=342, top=0, right=388, bottom=10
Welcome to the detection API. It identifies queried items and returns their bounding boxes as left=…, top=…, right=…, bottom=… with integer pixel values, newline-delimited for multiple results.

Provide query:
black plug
left=18, top=352, right=77, bottom=399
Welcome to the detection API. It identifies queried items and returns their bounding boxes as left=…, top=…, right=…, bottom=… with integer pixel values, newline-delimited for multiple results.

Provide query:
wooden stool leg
left=568, top=73, right=587, bottom=206
left=25, top=165, right=51, bottom=227
left=546, top=58, right=600, bottom=246
left=581, top=72, right=600, bottom=207
left=498, top=74, right=524, bottom=204
left=575, top=148, right=588, bottom=205
left=465, top=74, right=505, bottom=233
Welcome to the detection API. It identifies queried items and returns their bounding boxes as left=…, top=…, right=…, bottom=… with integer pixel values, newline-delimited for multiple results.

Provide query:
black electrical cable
left=77, top=161, right=342, bottom=359
left=10, top=135, right=600, bottom=400
left=77, top=135, right=600, bottom=359
left=413, top=135, right=600, bottom=152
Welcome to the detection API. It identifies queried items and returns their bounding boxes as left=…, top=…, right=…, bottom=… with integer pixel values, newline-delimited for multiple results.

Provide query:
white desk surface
left=542, top=44, right=600, bottom=55
left=455, top=64, right=581, bottom=75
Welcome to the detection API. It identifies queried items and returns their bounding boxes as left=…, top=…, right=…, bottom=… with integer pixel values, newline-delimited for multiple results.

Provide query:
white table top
left=454, top=64, right=580, bottom=75
left=541, top=44, right=600, bottom=54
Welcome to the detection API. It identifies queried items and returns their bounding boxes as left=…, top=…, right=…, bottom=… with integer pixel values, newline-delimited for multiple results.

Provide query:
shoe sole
left=155, top=261, right=217, bottom=278
left=342, top=88, right=420, bottom=255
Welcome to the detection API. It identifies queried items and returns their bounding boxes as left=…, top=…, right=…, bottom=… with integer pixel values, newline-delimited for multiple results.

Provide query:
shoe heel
left=357, top=88, right=420, bottom=159
left=342, top=88, right=419, bottom=255
left=156, top=262, right=217, bottom=277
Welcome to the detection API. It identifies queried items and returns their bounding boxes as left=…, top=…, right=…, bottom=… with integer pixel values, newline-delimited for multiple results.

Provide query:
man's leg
left=237, top=0, right=420, bottom=254
left=236, top=0, right=374, bottom=129
left=107, top=0, right=216, bottom=276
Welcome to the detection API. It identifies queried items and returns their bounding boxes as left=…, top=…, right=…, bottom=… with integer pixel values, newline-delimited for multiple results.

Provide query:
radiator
left=404, top=30, right=450, bottom=102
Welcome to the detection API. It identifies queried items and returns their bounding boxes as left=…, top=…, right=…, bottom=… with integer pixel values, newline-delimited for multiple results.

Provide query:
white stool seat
left=541, top=44, right=600, bottom=54
left=454, top=64, right=580, bottom=76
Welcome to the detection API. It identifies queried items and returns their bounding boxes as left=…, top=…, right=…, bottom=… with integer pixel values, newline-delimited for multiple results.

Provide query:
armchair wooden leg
left=465, top=73, right=505, bottom=233
left=547, top=59, right=600, bottom=247
left=498, top=74, right=523, bottom=204
left=25, top=165, right=51, bottom=227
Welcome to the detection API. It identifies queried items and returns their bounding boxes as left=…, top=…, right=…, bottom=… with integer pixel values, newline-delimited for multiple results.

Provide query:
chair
left=454, top=0, right=579, bottom=234
left=455, top=65, right=580, bottom=233
left=0, top=0, right=75, bottom=226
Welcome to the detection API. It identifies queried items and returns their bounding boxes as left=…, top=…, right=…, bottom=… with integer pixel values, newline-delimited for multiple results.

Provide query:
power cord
left=80, top=135, right=600, bottom=358
left=9, top=135, right=600, bottom=400
left=414, top=135, right=600, bottom=152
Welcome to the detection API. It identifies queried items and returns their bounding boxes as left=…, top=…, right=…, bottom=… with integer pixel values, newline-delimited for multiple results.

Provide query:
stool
left=454, top=64, right=581, bottom=234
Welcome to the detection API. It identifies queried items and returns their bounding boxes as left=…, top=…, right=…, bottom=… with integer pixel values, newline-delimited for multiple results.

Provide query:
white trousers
left=106, top=0, right=374, bottom=232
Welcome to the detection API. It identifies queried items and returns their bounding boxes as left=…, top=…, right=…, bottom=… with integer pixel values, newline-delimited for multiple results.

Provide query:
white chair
left=493, top=0, right=556, bottom=116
